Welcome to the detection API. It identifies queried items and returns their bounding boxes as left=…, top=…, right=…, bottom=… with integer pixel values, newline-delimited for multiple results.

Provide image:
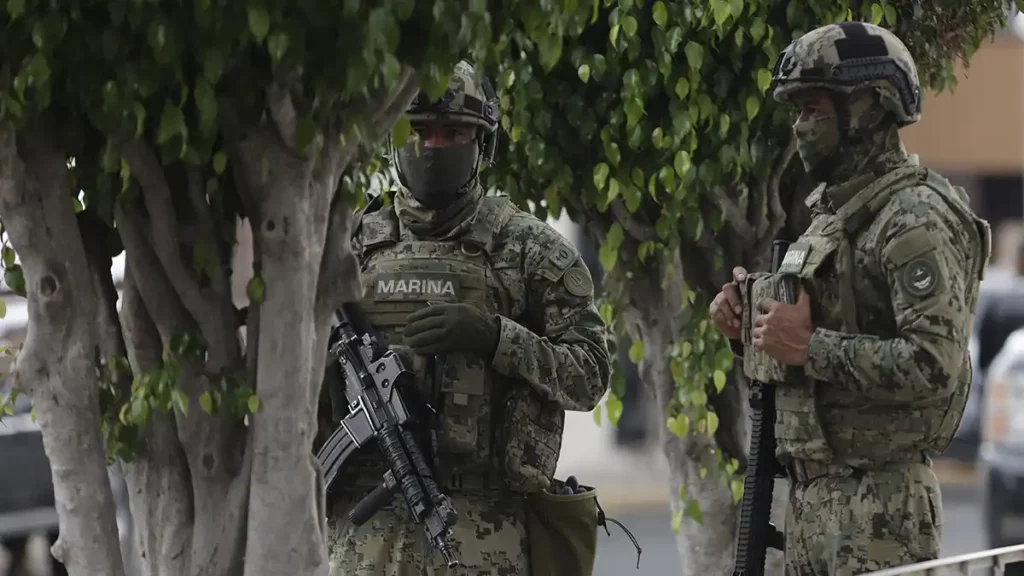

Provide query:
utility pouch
left=525, top=478, right=641, bottom=576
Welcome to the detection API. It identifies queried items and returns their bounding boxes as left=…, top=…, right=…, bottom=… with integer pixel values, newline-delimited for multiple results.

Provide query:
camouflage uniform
left=324, top=61, right=611, bottom=575
left=743, top=22, right=991, bottom=575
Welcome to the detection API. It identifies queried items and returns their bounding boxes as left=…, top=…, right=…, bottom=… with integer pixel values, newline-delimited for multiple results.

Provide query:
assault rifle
left=315, top=302, right=460, bottom=567
left=732, top=240, right=795, bottom=576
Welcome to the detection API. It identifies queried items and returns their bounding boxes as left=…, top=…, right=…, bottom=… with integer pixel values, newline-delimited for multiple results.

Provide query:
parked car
left=0, top=381, right=138, bottom=575
left=980, top=327, right=1024, bottom=549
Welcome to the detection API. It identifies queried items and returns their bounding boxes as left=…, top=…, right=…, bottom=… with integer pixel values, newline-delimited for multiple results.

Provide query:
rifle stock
left=732, top=240, right=797, bottom=576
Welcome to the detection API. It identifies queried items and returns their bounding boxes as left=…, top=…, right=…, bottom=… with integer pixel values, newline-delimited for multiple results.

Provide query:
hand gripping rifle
left=732, top=240, right=796, bottom=576
left=315, top=302, right=460, bottom=567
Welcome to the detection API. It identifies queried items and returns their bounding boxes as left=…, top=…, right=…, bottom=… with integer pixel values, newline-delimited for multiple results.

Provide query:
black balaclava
left=395, top=137, right=481, bottom=210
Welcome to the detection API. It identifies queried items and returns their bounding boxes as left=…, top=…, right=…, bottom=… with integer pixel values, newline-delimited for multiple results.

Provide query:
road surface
left=593, top=483, right=989, bottom=576
left=0, top=482, right=996, bottom=576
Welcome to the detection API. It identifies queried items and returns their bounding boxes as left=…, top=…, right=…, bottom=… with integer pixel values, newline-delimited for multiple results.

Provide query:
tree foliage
left=485, top=0, right=1016, bottom=563
left=0, top=1, right=603, bottom=574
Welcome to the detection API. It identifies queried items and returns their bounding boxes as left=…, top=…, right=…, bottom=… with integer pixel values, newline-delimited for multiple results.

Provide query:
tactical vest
left=351, top=194, right=562, bottom=491
left=753, top=166, right=989, bottom=467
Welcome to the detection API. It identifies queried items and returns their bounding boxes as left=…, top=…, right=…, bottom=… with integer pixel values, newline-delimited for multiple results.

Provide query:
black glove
left=403, top=303, right=500, bottom=358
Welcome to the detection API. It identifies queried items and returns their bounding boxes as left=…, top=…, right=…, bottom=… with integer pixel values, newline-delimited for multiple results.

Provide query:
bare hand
left=710, top=267, right=748, bottom=341
left=752, top=289, right=813, bottom=366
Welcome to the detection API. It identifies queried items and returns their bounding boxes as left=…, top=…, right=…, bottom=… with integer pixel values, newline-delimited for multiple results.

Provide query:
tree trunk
left=0, top=125, right=126, bottom=576
left=240, top=126, right=333, bottom=575
left=624, top=249, right=739, bottom=574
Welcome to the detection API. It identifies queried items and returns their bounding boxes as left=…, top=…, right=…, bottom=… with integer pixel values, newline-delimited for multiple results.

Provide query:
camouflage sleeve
left=804, top=196, right=974, bottom=403
left=490, top=231, right=612, bottom=412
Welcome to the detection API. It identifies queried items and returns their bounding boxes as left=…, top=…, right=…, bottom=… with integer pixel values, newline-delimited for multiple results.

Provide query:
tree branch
left=709, top=186, right=755, bottom=246
left=751, top=134, right=797, bottom=261
left=315, top=68, right=420, bottom=316
left=119, top=265, right=194, bottom=576
left=611, top=198, right=659, bottom=243
left=115, top=201, right=194, bottom=339
left=186, top=166, right=232, bottom=302
left=121, top=142, right=211, bottom=325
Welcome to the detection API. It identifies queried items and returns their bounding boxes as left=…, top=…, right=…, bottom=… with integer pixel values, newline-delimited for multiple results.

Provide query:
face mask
left=793, top=116, right=840, bottom=180
left=395, top=140, right=480, bottom=209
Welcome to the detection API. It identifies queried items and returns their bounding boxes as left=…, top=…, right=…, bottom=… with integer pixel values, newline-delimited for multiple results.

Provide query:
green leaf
left=652, top=1, right=668, bottom=26
left=0, top=297, right=6, bottom=320
left=199, top=392, right=214, bottom=414
left=598, top=242, right=618, bottom=272
left=756, top=69, right=772, bottom=94
left=869, top=3, right=883, bottom=25
left=674, top=77, right=690, bottom=100
left=172, top=389, right=189, bottom=416
left=706, top=411, right=719, bottom=435
left=673, top=150, right=692, bottom=177
left=7, top=0, right=25, bottom=20
left=622, top=16, right=638, bottom=37
left=731, top=478, right=744, bottom=504
left=628, top=339, right=645, bottom=363
left=592, top=162, right=610, bottom=191
left=667, top=414, right=690, bottom=438
left=745, top=95, right=760, bottom=120
left=4, top=265, right=25, bottom=297
left=247, top=7, right=271, bottom=41
left=883, top=3, right=897, bottom=25
left=246, top=277, right=266, bottom=304
left=156, top=102, right=186, bottom=145
left=684, top=41, right=704, bottom=71
left=578, top=64, right=591, bottom=84
left=606, top=393, right=623, bottom=425
left=607, top=178, right=621, bottom=202
left=2, top=247, right=15, bottom=268
left=267, top=31, right=290, bottom=64
left=391, top=117, right=412, bottom=148
left=713, top=369, right=727, bottom=392
left=592, top=403, right=603, bottom=426
left=213, top=152, right=228, bottom=175
left=247, top=394, right=260, bottom=413
left=670, top=509, right=683, bottom=533
left=684, top=498, right=704, bottom=524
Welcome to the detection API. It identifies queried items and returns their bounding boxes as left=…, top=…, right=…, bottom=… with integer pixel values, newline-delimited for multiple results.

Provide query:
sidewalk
left=555, top=408, right=982, bottom=511
left=555, top=410, right=673, bottom=510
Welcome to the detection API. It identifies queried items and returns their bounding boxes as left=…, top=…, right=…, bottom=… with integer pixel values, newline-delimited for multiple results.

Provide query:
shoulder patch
left=899, top=252, right=942, bottom=298
left=883, top=225, right=935, bottom=268
left=536, top=238, right=579, bottom=282
left=563, top=266, right=593, bottom=297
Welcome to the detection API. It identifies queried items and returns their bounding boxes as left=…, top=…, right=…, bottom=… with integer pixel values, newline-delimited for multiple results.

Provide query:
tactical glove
left=403, top=303, right=500, bottom=358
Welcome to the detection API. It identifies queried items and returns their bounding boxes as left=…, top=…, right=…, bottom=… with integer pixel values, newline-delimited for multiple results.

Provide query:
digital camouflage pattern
left=405, top=59, right=501, bottom=133
left=328, top=486, right=529, bottom=576
left=325, top=187, right=611, bottom=574
left=738, top=22, right=992, bottom=575
left=785, top=462, right=942, bottom=575
left=772, top=21, right=922, bottom=126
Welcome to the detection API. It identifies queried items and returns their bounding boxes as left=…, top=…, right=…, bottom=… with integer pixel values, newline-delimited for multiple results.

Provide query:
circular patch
left=902, top=257, right=938, bottom=297
left=563, top=267, right=593, bottom=297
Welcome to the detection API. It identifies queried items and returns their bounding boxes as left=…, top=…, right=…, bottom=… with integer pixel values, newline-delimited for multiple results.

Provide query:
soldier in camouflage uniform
left=710, top=23, right=990, bottom=575
left=323, top=60, right=612, bottom=575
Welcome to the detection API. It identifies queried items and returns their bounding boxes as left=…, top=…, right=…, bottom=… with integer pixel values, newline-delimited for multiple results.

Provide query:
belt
left=786, top=459, right=852, bottom=483
left=786, top=453, right=931, bottom=483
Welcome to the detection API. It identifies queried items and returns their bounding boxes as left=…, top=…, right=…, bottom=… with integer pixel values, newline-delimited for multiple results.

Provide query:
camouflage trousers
left=327, top=487, right=530, bottom=576
left=785, top=461, right=942, bottom=575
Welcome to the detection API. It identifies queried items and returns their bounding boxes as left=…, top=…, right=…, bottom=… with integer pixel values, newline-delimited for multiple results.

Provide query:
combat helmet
left=390, top=60, right=501, bottom=208
left=771, top=22, right=922, bottom=127
left=397, top=59, right=501, bottom=163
